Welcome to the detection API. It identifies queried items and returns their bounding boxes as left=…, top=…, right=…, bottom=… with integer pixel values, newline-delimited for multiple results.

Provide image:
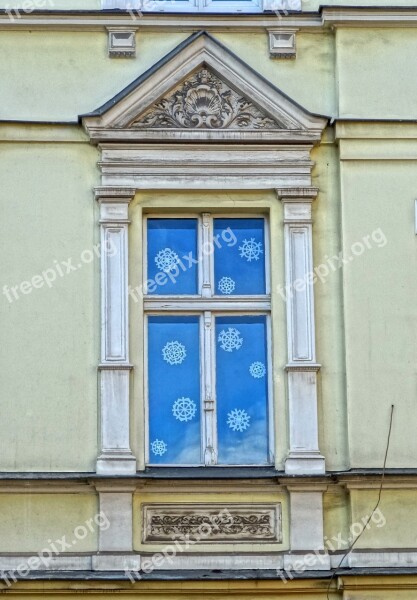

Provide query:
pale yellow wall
left=0, top=141, right=99, bottom=471
left=216, top=32, right=336, bottom=118
left=340, top=157, right=417, bottom=468
left=3, top=27, right=417, bottom=125
left=0, top=494, right=98, bottom=552
left=323, top=486, right=350, bottom=549
left=0, top=31, right=335, bottom=121
left=336, top=28, right=417, bottom=119
left=0, top=31, right=188, bottom=121
left=312, top=141, right=349, bottom=471
left=350, top=489, right=417, bottom=549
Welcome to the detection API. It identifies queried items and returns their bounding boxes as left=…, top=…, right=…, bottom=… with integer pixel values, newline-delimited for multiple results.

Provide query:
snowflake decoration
left=218, top=276, right=236, bottom=295
left=227, top=409, right=251, bottom=432
left=172, top=397, right=197, bottom=422
left=162, top=341, right=186, bottom=365
left=218, top=328, right=243, bottom=352
left=249, top=361, right=266, bottom=378
left=151, top=439, right=167, bottom=456
left=155, top=247, right=180, bottom=273
left=239, top=238, right=263, bottom=262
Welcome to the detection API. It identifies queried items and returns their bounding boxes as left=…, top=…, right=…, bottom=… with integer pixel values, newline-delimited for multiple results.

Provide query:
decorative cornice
left=3, top=9, right=417, bottom=31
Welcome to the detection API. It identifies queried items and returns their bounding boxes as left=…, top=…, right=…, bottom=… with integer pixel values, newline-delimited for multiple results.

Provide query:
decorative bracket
left=267, top=29, right=298, bottom=59
left=107, top=27, right=137, bottom=58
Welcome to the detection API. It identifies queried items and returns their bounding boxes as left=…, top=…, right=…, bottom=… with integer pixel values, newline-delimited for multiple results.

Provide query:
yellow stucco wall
left=0, top=494, right=98, bottom=552
left=340, top=155, right=417, bottom=468
left=336, top=28, right=417, bottom=119
left=0, top=141, right=98, bottom=471
left=350, top=489, right=417, bottom=549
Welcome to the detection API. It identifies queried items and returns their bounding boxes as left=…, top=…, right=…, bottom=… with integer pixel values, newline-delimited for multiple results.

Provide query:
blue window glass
left=148, top=316, right=201, bottom=464
left=214, top=218, right=266, bottom=296
left=147, top=218, right=198, bottom=295
left=216, top=316, right=269, bottom=465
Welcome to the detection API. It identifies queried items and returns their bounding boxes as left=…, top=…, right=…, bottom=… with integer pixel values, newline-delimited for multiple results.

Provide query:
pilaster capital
left=275, top=187, right=318, bottom=202
left=94, top=186, right=136, bottom=203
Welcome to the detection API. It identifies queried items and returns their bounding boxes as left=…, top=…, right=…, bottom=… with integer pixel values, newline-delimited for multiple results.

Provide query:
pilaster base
left=92, top=554, right=140, bottom=571
left=285, top=452, right=326, bottom=475
left=96, top=452, right=137, bottom=475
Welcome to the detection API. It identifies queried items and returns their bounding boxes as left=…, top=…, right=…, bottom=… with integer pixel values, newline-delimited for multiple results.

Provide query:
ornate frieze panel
left=142, top=504, right=282, bottom=543
left=131, top=68, right=281, bottom=130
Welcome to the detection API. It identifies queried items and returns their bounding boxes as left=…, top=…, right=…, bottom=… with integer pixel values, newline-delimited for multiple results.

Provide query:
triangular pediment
left=130, top=66, right=283, bottom=131
left=82, top=32, right=328, bottom=144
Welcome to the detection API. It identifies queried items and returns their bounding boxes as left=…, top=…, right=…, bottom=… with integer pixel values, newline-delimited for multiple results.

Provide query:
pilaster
left=277, top=188, right=325, bottom=475
left=95, top=187, right=137, bottom=475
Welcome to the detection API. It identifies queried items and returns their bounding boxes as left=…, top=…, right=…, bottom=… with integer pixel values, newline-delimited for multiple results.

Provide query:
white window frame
left=143, top=212, right=274, bottom=467
left=102, top=0, right=263, bottom=13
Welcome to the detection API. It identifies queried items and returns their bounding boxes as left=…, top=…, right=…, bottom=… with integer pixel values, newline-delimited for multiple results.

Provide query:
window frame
left=143, top=212, right=274, bottom=467
left=102, top=0, right=264, bottom=13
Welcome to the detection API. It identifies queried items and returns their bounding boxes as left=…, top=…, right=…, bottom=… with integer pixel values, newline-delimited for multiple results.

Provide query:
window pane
left=216, top=316, right=269, bottom=465
left=148, top=316, right=201, bottom=464
left=214, top=218, right=266, bottom=295
left=147, top=218, right=198, bottom=295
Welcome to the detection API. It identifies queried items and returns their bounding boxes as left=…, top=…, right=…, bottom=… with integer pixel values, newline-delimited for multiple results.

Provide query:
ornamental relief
left=131, top=68, right=282, bottom=130
left=143, top=504, right=282, bottom=543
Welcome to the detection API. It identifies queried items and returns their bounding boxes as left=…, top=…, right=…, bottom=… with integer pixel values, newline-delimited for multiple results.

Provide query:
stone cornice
left=2, top=8, right=417, bottom=31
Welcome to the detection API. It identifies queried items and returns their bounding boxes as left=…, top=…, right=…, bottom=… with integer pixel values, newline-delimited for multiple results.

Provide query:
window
left=144, top=214, right=273, bottom=466
left=102, top=0, right=264, bottom=13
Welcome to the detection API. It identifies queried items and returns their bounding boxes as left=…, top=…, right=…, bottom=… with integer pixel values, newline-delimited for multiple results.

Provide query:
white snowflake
left=218, top=328, right=243, bottom=352
left=227, top=409, right=251, bottom=432
left=162, top=340, right=186, bottom=365
left=239, top=238, right=263, bottom=262
left=151, top=439, right=167, bottom=456
left=249, top=361, right=266, bottom=378
left=172, top=397, right=197, bottom=422
left=155, top=247, right=180, bottom=273
left=218, top=276, right=236, bottom=295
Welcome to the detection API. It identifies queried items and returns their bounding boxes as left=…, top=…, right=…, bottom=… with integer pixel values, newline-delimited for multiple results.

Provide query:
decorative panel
left=143, top=504, right=282, bottom=543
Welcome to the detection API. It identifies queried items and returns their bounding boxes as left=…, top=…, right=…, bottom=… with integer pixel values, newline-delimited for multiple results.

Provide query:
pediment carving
left=130, top=67, right=281, bottom=131
left=83, top=32, right=328, bottom=147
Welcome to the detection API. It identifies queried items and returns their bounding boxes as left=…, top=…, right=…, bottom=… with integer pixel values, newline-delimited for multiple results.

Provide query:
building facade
left=1, top=0, right=417, bottom=598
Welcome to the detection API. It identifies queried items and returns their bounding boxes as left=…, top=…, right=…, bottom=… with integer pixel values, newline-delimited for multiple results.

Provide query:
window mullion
left=202, top=311, right=217, bottom=465
left=201, top=213, right=213, bottom=298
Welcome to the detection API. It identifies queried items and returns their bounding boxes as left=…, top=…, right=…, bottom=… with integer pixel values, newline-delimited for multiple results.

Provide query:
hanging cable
left=326, top=404, right=395, bottom=600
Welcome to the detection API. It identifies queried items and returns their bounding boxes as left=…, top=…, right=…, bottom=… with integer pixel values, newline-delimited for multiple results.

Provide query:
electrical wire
left=326, top=404, right=395, bottom=600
